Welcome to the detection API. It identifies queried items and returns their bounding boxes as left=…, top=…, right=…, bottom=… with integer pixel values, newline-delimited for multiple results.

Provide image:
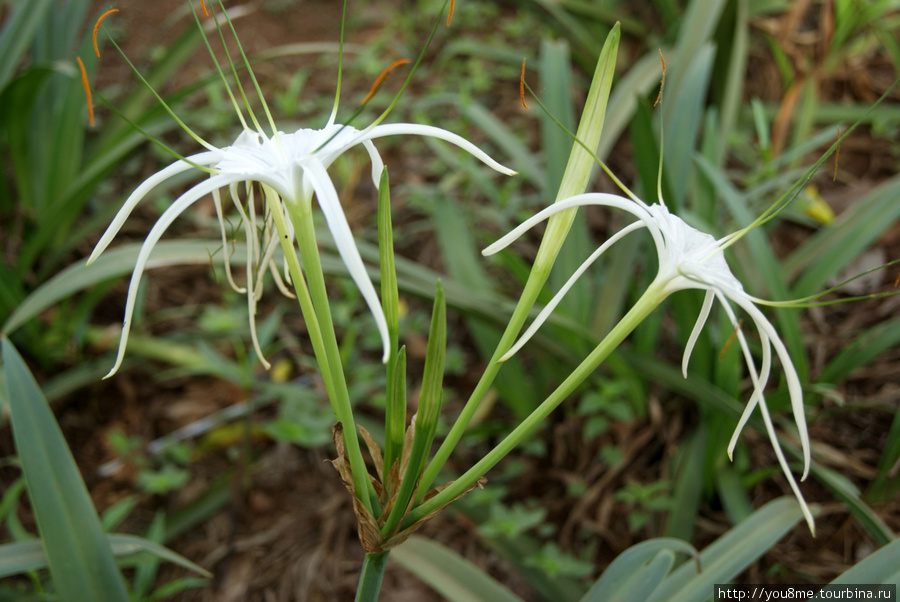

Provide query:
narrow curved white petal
left=357, top=123, right=517, bottom=176
left=302, top=158, right=391, bottom=363
left=361, top=139, right=385, bottom=188
left=727, top=329, right=772, bottom=461
left=483, top=193, right=658, bottom=256
left=713, top=288, right=812, bottom=532
left=728, top=294, right=809, bottom=480
left=712, top=290, right=773, bottom=464
left=89, top=152, right=220, bottom=264
left=682, top=290, right=715, bottom=378
left=105, top=174, right=243, bottom=378
left=500, top=220, right=645, bottom=361
left=753, top=379, right=816, bottom=534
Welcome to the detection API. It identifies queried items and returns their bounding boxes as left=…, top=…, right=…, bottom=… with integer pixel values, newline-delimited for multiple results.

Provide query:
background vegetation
left=1, top=0, right=899, bottom=599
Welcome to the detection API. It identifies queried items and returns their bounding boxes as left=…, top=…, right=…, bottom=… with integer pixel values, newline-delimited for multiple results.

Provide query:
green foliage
left=3, top=0, right=900, bottom=599
left=391, top=535, right=526, bottom=602
left=1, top=337, right=131, bottom=600
left=615, top=481, right=673, bottom=533
left=479, top=502, right=547, bottom=539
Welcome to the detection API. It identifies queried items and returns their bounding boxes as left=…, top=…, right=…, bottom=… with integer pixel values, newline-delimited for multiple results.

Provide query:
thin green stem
left=408, top=279, right=666, bottom=525
left=264, top=186, right=336, bottom=406
left=354, top=552, right=389, bottom=602
left=216, top=0, right=279, bottom=137
left=285, top=197, right=377, bottom=515
left=416, top=29, right=620, bottom=497
left=188, top=0, right=250, bottom=132
left=100, top=25, right=216, bottom=151
left=329, top=0, right=349, bottom=126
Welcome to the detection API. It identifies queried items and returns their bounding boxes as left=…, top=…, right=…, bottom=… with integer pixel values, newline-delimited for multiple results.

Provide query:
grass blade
left=648, top=497, right=809, bottom=602
left=0, top=338, right=130, bottom=601
left=786, top=175, right=900, bottom=297
left=0, top=0, right=54, bottom=89
left=0, top=534, right=210, bottom=580
left=830, top=537, right=900, bottom=586
left=581, top=538, right=696, bottom=602
left=391, top=535, right=525, bottom=602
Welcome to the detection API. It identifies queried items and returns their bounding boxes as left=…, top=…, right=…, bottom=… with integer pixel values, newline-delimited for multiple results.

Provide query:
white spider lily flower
left=484, top=192, right=814, bottom=533
left=90, top=120, right=514, bottom=378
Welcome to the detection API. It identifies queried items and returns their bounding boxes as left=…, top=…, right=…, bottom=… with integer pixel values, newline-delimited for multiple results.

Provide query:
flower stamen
left=447, top=0, right=455, bottom=26
left=201, top=0, right=209, bottom=16
left=654, top=49, right=666, bottom=108
left=76, top=57, right=94, bottom=127
left=362, top=59, right=411, bottom=106
left=93, top=9, right=119, bottom=57
left=520, top=58, right=529, bottom=110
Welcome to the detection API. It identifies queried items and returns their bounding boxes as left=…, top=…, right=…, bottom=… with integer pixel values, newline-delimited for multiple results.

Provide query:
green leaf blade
left=1, top=338, right=130, bottom=601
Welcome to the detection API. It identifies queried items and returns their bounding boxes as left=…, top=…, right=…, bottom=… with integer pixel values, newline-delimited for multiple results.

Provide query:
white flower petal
left=712, top=290, right=773, bottom=463
left=302, top=158, right=391, bottom=363
left=501, top=220, right=645, bottom=361
left=89, top=152, right=220, bottom=264
left=105, top=174, right=243, bottom=378
left=683, top=290, right=715, bottom=378
left=753, top=377, right=816, bottom=534
left=358, top=123, right=517, bottom=176
left=729, top=294, right=809, bottom=480
left=361, top=139, right=385, bottom=188
left=483, top=193, right=658, bottom=256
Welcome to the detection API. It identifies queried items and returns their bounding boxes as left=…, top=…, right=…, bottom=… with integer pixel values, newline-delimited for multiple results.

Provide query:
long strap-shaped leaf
left=1, top=338, right=130, bottom=601
left=0, top=533, right=210, bottom=580
left=391, top=535, right=524, bottom=602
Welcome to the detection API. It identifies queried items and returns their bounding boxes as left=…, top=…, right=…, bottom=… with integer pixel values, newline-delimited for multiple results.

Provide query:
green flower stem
left=290, top=198, right=379, bottom=514
left=407, top=279, right=666, bottom=526
left=268, top=187, right=375, bottom=515
left=264, top=186, right=335, bottom=404
left=416, top=27, right=620, bottom=498
left=354, top=551, right=389, bottom=602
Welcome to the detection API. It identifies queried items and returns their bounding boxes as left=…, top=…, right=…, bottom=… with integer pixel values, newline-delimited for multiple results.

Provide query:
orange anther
left=447, top=0, right=454, bottom=26
left=894, top=272, right=899, bottom=288
left=719, top=319, right=742, bottom=361
left=520, top=58, right=529, bottom=110
left=77, top=57, right=94, bottom=127
left=833, top=127, right=841, bottom=181
left=93, top=9, right=119, bottom=57
left=654, top=50, right=666, bottom=108
left=362, top=58, right=411, bottom=105
left=201, top=0, right=209, bottom=16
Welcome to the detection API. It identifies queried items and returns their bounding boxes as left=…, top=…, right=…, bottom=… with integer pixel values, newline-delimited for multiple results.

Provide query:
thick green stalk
left=354, top=552, right=389, bottom=602
left=408, top=279, right=665, bottom=525
left=283, top=195, right=376, bottom=515
left=417, top=25, right=621, bottom=497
